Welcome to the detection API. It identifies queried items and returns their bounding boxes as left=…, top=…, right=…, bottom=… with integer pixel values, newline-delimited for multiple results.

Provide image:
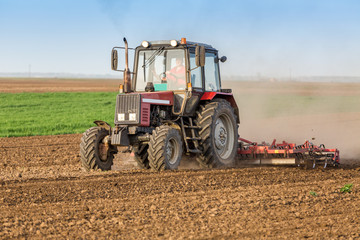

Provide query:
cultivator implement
left=238, top=137, right=340, bottom=168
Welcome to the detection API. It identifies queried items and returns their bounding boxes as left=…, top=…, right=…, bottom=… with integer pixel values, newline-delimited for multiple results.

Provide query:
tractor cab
left=132, top=39, right=222, bottom=93
left=111, top=38, right=232, bottom=117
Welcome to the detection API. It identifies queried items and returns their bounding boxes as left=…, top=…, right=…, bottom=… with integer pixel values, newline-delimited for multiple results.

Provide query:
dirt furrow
left=1, top=134, right=360, bottom=239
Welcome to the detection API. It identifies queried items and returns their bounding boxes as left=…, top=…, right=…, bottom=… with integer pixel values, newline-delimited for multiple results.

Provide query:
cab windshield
left=135, top=48, right=186, bottom=91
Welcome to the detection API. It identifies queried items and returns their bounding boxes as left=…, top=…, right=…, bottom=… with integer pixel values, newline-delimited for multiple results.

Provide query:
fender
left=200, top=92, right=240, bottom=123
left=94, top=120, right=112, bottom=133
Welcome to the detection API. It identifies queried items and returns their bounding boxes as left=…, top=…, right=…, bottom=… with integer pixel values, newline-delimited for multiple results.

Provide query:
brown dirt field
left=2, top=77, right=360, bottom=95
left=223, top=80, right=360, bottom=96
left=1, top=78, right=360, bottom=238
left=1, top=134, right=360, bottom=239
left=0, top=78, right=120, bottom=93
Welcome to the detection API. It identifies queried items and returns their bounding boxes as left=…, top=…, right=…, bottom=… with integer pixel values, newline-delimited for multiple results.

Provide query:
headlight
left=170, top=40, right=178, bottom=47
left=141, top=41, right=150, bottom=48
left=129, top=113, right=137, bottom=121
left=118, top=113, right=125, bottom=121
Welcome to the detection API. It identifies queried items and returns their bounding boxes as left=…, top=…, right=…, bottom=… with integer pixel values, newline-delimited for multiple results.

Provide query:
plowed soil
left=1, top=134, right=360, bottom=239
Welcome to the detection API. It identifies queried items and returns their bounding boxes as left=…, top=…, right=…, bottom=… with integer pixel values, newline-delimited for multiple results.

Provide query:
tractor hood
left=139, top=91, right=174, bottom=105
left=114, top=91, right=174, bottom=126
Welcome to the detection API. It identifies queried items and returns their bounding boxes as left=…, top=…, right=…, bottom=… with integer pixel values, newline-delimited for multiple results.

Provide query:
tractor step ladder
left=180, top=117, right=202, bottom=154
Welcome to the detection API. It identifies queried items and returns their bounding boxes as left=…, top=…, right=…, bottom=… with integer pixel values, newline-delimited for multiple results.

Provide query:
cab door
left=203, top=51, right=221, bottom=92
left=183, top=51, right=203, bottom=115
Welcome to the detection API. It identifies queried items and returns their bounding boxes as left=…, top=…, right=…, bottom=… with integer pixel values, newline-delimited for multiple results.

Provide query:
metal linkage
left=237, top=137, right=340, bottom=168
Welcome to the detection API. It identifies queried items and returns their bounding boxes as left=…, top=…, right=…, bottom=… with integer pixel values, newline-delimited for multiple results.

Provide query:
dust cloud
left=223, top=80, right=360, bottom=162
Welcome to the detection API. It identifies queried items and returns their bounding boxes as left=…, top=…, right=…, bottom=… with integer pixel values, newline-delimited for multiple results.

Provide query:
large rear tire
left=148, top=125, right=183, bottom=171
left=133, top=143, right=150, bottom=169
left=195, top=99, right=238, bottom=168
left=80, top=127, right=116, bottom=171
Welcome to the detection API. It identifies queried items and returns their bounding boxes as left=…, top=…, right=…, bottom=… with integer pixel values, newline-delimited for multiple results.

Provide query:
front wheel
left=148, top=125, right=183, bottom=171
left=80, top=127, right=116, bottom=171
left=133, top=143, right=150, bottom=169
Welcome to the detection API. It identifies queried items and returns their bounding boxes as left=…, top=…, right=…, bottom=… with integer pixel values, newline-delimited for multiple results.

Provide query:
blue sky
left=0, top=0, right=360, bottom=77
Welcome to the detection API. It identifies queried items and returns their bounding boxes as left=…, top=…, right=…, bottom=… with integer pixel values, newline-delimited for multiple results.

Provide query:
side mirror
left=195, top=45, right=205, bottom=67
left=220, top=56, right=227, bottom=63
left=111, top=49, right=118, bottom=70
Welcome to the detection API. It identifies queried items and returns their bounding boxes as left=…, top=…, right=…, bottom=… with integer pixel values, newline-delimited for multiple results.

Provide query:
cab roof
left=138, top=39, right=216, bottom=51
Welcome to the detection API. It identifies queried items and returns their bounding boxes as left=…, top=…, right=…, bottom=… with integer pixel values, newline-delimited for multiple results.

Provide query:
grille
left=114, top=94, right=141, bottom=124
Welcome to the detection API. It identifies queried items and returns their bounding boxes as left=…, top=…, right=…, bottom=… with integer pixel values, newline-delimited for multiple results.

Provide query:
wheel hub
left=99, top=136, right=110, bottom=162
left=215, top=119, right=228, bottom=150
left=213, top=113, right=235, bottom=160
left=166, top=142, right=174, bottom=159
left=166, top=138, right=178, bottom=165
left=99, top=143, right=109, bottom=161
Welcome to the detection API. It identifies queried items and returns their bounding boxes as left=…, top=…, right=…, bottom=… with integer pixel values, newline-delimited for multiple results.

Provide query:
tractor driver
left=165, top=58, right=186, bottom=88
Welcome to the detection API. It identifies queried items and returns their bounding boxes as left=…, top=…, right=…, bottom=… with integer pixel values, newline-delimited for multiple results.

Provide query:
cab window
left=135, top=49, right=186, bottom=91
left=189, top=53, right=202, bottom=88
left=204, top=52, right=220, bottom=91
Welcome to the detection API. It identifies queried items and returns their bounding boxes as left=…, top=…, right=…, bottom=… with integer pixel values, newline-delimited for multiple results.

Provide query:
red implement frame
left=237, top=137, right=340, bottom=168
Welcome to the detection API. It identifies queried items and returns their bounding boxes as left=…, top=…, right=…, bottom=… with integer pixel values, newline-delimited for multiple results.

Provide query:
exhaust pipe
left=123, top=38, right=131, bottom=93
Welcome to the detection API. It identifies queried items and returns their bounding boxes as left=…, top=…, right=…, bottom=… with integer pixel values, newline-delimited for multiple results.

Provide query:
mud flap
left=111, top=127, right=130, bottom=146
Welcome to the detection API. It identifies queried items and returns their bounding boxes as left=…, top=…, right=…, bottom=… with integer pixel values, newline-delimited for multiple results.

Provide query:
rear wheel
left=80, top=127, right=116, bottom=171
left=148, top=125, right=183, bottom=171
left=195, top=99, right=238, bottom=168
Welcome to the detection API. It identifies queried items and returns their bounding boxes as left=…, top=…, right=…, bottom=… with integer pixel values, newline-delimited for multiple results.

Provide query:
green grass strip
left=0, top=92, right=117, bottom=137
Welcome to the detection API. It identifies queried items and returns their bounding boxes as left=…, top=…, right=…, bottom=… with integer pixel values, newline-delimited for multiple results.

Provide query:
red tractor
left=80, top=38, right=240, bottom=171
left=80, top=38, right=340, bottom=171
